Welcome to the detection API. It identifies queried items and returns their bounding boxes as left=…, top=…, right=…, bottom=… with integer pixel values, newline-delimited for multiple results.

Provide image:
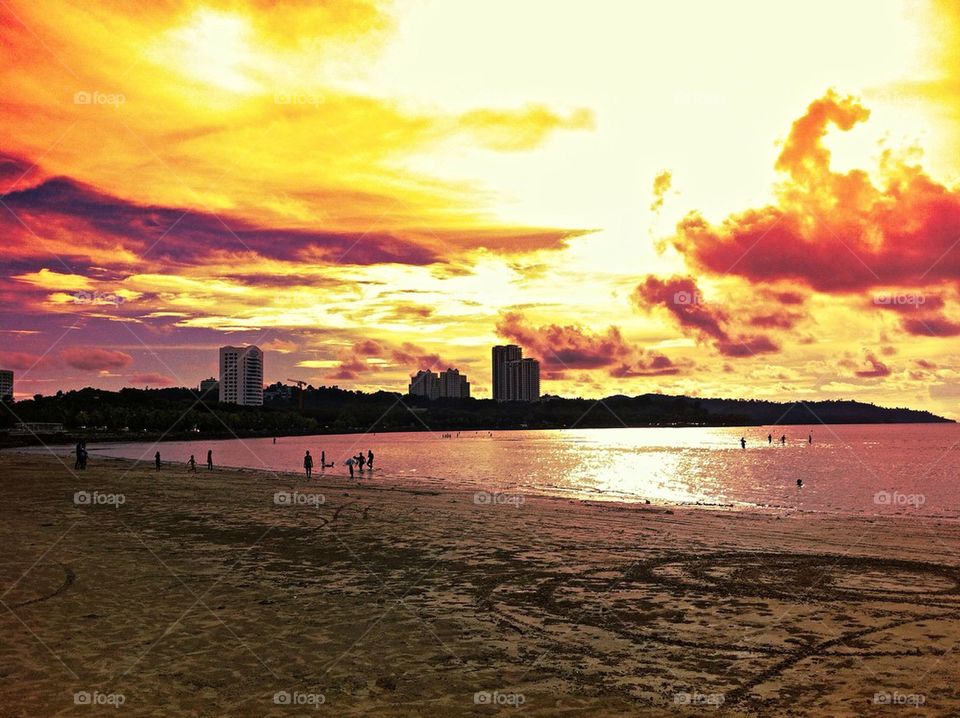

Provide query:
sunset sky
left=3, top=0, right=960, bottom=416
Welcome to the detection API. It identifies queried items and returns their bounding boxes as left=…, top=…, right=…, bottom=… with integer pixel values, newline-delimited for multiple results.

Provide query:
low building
left=438, top=368, right=470, bottom=399
left=198, top=377, right=219, bottom=397
left=409, top=369, right=440, bottom=400
left=11, top=422, right=64, bottom=435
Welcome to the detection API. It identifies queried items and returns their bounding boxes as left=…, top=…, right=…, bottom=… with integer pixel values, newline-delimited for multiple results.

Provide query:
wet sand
left=0, top=452, right=958, bottom=716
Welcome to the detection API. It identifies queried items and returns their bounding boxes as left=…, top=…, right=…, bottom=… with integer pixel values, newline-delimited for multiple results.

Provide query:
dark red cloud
left=130, top=373, right=176, bottom=386
left=495, top=311, right=679, bottom=377
left=632, top=276, right=780, bottom=358
left=2, top=177, right=439, bottom=269
left=901, top=315, right=960, bottom=337
left=854, top=352, right=892, bottom=378
left=669, top=91, right=960, bottom=294
left=0, top=350, right=50, bottom=371
left=60, top=347, right=132, bottom=371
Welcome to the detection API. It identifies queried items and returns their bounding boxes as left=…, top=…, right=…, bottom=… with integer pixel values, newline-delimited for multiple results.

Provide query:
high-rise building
left=491, top=345, right=521, bottom=401
left=198, top=377, right=219, bottom=397
left=507, top=358, right=540, bottom=402
left=492, top=346, right=540, bottom=402
left=438, top=368, right=470, bottom=399
left=219, top=346, right=263, bottom=406
left=0, top=370, right=12, bottom=400
left=408, top=369, right=440, bottom=399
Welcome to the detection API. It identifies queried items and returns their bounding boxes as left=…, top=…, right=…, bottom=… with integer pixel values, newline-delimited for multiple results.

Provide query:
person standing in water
left=320, top=450, right=326, bottom=469
left=740, top=437, right=746, bottom=449
left=780, top=434, right=786, bottom=445
left=187, top=455, right=196, bottom=472
left=367, top=450, right=374, bottom=470
left=345, top=456, right=355, bottom=479
left=155, top=451, right=161, bottom=471
left=304, top=450, right=314, bottom=478
left=357, top=452, right=366, bottom=471
left=768, top=433, right=772, bottom=445
left=207, top=450, right=213, bottom=471
left=808, top=434, right=813, bottom=444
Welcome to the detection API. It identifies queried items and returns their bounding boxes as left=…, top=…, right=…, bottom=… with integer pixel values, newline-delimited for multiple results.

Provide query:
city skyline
left=2, top=1, right=960, bottom=418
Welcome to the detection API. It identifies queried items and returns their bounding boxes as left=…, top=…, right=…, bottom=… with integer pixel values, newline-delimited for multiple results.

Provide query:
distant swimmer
left=303, top=450, right=313, bottom=479
left=740, top=437, right=746, bottom=449
left=797, top=479, right=803, bottom=488
left=768, top=433, right=772, bottom=445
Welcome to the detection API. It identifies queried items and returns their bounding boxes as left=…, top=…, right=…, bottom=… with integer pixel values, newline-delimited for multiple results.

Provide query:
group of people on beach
left=149, top=449, right=215, bottom=472
left=740, top=433, right=813, bottom=449
left=303, top=449, right=374, bottom=479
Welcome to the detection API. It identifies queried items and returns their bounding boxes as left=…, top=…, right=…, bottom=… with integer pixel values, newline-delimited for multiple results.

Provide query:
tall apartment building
left=409, top=369, right=440, bottom=399
left=491, top=345, right=521, bottom=401
left=409, top=368, right=470, bottom=399
left=492, top=345, right=540, bottom=402
left=0, top=370, right=12, bottom=400
left=508, top=357, right=540, bottom=402
left=219, top=346, right=263, bottom=406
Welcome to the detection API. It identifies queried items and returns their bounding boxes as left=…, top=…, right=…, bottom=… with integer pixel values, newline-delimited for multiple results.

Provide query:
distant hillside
left=1, top=385, right=951, bottom=447
left=678, top=396, right=952, bottom=425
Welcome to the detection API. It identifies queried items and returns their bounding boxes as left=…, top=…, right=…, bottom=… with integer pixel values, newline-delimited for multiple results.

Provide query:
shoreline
left=12, top=447, right=959, bottom=523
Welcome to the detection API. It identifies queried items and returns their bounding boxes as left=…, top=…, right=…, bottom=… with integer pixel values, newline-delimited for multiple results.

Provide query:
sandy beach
left=1, top=452, right=958, bottom=717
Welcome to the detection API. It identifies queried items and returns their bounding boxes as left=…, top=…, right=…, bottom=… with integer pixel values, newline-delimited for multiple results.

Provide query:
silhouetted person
left=188, top=455, right=196, bottom=472
left=797, top=479, right=803, bottom=488
left=155, top=451, right=161, bottom=471
left=207, top=450, right=213, bottom=471
left=346, top=456, right=355, bottom=478
left=768, top=433, right=772, bottom=445
left=780, top=434, right=786, bottom=445
left=357, top=453, right=366, bottom=471
left=303, top=450, right=313, bottom=478
left=321, top=450, right=326, bottom=469
left=273, top=437, right=276, bottom=444
left=808, top=434, right=812, bottom=444
left=740, top=437, right=746, bottom=449
left=74, top=441, right=83, bottom=470
left=367, top=450, right=374, bottom=469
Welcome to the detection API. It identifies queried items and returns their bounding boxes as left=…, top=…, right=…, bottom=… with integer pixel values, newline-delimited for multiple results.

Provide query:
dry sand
left=0, top=452, right=958, bottom=717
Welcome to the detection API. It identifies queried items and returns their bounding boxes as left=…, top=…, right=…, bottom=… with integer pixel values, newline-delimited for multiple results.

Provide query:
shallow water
left=60, top=423, right=960, bottom=517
